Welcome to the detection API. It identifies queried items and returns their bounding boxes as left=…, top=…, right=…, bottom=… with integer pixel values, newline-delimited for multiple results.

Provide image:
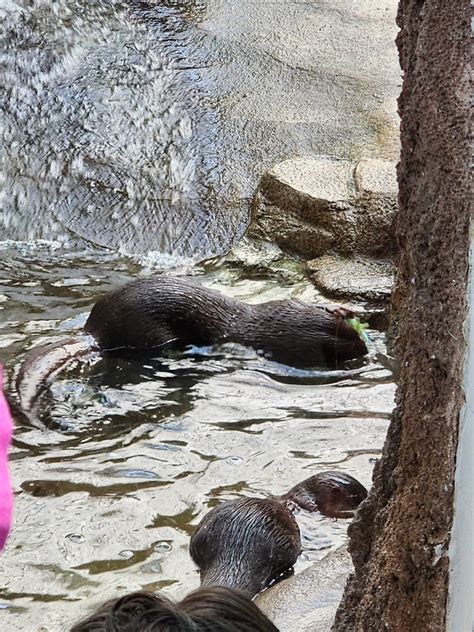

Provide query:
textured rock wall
left=332, top=1, right=471, bottom=631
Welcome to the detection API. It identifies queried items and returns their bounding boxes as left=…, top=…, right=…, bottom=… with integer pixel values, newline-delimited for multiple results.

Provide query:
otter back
left=84, top=276, right=367, bottom=366
left=84, top=276, right=249, bottom=354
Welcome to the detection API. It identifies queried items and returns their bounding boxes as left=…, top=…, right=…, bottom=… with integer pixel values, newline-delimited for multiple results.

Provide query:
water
left=1, top=0, right=400, bottom=257
left=1, top=0, right=222, bottom=255
left=0, top=1, right=397, bottom=629
left=0, top=241, right=394, bottom=630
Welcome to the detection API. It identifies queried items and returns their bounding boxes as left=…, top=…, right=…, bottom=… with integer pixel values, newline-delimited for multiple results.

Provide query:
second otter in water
left=190, top=471, right=368, bottom=597
left=16, top=275, right=368, bottom=416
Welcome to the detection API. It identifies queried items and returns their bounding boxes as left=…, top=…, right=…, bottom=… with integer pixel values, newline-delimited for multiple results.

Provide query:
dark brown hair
left=70, top=586, right=278, bottom=631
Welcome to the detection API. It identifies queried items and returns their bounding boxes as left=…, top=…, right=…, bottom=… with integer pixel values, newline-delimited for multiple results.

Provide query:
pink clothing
left=0, top=366, right=13, bottom=550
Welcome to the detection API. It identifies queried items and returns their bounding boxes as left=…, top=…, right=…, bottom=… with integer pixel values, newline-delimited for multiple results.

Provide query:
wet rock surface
left=307, top=255, right=394, bottom=304
left=1, top=1, right=220, bottom=255
left=247, top=156, right=397, bottom=303
left=248, top=156, right=397, bottom=260
left=204, top=237, right=311, bottom=285
left=256, top=547, right=352, bottom=632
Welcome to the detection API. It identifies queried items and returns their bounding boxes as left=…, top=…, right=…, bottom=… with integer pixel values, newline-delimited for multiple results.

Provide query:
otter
left=190, top=471, right=367, bottom=597
left=83, top=276, right=367, bottom=365
left=15, top=276, right=368, bottom=418
left=190, top=498, right=301, bottom=598
left=280, top=470, right=369, bottom=519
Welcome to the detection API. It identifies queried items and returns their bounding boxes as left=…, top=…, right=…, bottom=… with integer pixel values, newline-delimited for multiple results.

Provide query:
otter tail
left=14, top=335, right=99, bottom=425
left=280, top=471, right=368, bottom=519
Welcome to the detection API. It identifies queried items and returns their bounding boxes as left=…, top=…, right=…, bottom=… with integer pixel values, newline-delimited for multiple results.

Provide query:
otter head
left=282, top=471, right=368, bottom=518
left=190, top=497, right=301, bottom=598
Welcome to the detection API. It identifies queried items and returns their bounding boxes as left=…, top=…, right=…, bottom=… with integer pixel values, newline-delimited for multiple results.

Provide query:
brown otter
left=15, top=275, right=368, bottom=417
left=84, top=276, right=367, bottom=366
left=190, top=498, right=301, bottom=598
left=190, top=471, right=367, bottom=597
left=280, top=470, right=368, bottom=519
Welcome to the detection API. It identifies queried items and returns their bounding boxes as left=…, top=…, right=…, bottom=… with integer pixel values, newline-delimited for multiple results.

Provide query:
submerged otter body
left=16, top=275, right=368, bottom=418
left=84, top=276, right=367, bottom=367
left=190, top=471, right=368, bottom=597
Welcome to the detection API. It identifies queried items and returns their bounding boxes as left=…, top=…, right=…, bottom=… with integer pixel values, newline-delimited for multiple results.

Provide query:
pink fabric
left=0, top=366, right=13, bottom=550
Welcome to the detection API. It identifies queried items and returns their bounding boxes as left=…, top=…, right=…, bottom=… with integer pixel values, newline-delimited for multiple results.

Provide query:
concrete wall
left=332, top=2, right=471, bottom=630
left=447, top=228, right=474, bottom=631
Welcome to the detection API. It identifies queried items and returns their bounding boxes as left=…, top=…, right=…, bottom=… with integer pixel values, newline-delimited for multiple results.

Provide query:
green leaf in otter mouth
left=345, top=317, right=370, bottom=343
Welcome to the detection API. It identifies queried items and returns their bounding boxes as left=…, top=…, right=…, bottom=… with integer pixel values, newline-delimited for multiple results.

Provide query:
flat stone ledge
left=355, top=157, right=398, bottom=196
left=256, top=547, right=353, bottom=632
left=261, top=157, right=356, bottom=213
left=248, top=156, right=397, bottom=261
left=307, top=255, right=394, bottom=303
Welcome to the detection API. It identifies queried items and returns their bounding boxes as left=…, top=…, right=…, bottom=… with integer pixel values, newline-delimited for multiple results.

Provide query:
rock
left=247, top=157, right=397, bottom=303
left=261, top=158, right=356, bottom=209
left=203, top=236, right=313, bottom=284
left=247, top=157, right=397, bottom=260
left=359, top=307, right=391, bottom=331
left=355, top=158, right=398, bottom=195
left=198, top=237, right=323, bottom=304
left=256, top=547, right=353, bottom=632
left=352, top=158, right=398, bottom=256
left=307, top=255, right=394, bottom=304
left=209, top=236, right=287, bottom=270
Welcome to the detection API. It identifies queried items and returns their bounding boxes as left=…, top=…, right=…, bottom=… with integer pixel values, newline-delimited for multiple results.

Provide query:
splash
left=0, top=0, right=218, bottom=255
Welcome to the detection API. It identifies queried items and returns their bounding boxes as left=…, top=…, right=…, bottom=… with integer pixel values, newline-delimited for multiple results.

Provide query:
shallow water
left=0, top=0, right=398, bottom=629
left=0, top=241, right=394, bottom=631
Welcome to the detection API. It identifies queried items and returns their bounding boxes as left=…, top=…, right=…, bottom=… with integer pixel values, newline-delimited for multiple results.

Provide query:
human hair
left=180, top=586, right=279, bottom=630
left=70, top=586, right=278, bottom=631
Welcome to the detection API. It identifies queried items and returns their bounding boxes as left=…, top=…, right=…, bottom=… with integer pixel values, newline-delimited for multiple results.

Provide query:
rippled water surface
left=0, top=242, right=394, bottom=630
left=1, top=0, right=223, bottom=254
left=0, top=0, right=397, bottom=629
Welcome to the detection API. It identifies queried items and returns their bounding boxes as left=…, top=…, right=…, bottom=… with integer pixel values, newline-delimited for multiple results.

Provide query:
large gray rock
left=307, top=255, right=394, bottom=304
left=247, top=157, right=397, bottom=260
left=256, top=547, right=353, bottom=632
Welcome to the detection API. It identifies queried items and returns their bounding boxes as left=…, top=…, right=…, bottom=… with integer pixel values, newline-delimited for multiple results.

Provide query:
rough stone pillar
left=332, top=2, right=471, bottom=631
